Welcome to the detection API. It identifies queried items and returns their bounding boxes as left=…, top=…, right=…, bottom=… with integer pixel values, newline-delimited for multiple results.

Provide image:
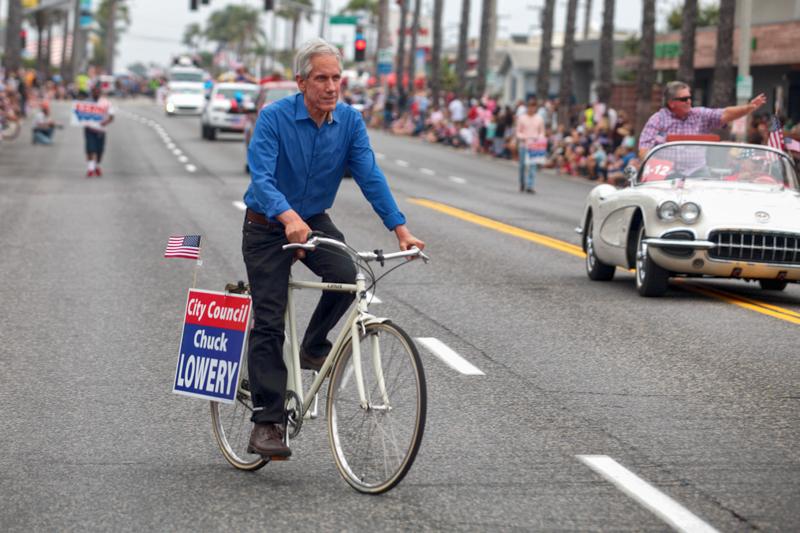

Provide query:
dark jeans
left=241, top=212, right=356, bottom=423
left=84, top=128, right=106, bottom=160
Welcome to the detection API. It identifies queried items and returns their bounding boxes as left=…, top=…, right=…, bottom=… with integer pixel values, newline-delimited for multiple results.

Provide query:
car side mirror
left=624, top=165, right=637, bottom=185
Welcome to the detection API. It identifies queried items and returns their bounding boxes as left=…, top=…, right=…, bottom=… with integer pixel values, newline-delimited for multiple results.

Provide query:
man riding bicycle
left=242, top=38, right=425, bottom=459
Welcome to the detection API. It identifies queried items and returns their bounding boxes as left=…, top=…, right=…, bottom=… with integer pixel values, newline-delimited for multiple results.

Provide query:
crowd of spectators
left=344, top=86, right=800, bottom=187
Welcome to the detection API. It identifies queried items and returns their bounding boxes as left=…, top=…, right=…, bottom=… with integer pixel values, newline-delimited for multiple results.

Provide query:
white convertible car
left=578, top=141, right=800, bottom=296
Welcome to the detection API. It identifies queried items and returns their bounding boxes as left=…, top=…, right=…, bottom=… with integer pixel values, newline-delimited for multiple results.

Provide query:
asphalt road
left=1, top=98, right=798, bottom=532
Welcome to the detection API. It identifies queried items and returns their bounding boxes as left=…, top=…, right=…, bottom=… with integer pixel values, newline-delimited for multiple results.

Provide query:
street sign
left=736, top=75, right=753, bottom=100
left=173, top=289, right=251, bottom=404
left=377, top=48, right=393, bottom=64
left=329, top=15, right=359, bottom=25
left=377, top=48, right=393, bottom=75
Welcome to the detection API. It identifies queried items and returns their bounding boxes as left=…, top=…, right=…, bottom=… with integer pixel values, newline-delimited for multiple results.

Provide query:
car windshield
left=639, top=142, right=799, bottom=191
left=215, top=88, right=258, bottom=99
left=170, top=72, right=203, bottom=82
left=263, top=88, right=296, bottom=102
left=171, top=87, right=203, bottom=95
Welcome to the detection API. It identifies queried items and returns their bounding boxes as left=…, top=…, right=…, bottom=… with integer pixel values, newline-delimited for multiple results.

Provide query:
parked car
left=201, top=82, right=259, bottom=140
left=577, top=141, right=800, bottom=296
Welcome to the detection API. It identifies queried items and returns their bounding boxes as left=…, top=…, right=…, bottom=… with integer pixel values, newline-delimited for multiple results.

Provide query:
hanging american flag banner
left=768, top=115, right=786, bottom=153
left=165, top=235, right=202, bottom=259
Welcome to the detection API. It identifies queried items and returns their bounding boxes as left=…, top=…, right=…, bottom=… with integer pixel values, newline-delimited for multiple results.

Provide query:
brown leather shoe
left=247, top=423, right=291, bottom=458
left=300, top=349, right=327, bottom=371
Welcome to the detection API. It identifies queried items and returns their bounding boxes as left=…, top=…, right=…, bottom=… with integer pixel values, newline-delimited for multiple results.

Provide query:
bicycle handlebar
left=282, top=236, right=430, bottom=264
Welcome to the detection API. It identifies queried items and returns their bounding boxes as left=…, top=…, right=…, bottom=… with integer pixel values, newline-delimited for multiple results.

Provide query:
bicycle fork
left=351, top=274, right=391, bottom=411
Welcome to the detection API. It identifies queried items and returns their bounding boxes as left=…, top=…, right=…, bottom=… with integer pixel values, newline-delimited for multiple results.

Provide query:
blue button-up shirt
left=244, top=93, right=406, bottom=230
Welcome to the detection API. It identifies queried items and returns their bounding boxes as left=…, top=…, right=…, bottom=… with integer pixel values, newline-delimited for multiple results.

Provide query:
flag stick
left=192, top=247, right=203, bottom=288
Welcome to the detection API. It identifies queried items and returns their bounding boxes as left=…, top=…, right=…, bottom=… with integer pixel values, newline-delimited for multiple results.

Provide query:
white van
left=165, top=66, right=205, bottom=115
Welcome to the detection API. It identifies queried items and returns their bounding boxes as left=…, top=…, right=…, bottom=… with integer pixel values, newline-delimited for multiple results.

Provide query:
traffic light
left=190, top=0, right=198, bottom=10
left=20, top=29, right=27, bottom=49
left=264, top=0, right=273, bottom=10
left=354, top=34, right=367, bottom=62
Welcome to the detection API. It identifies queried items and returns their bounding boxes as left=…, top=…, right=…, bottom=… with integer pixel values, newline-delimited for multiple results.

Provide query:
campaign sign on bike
left=173, top=289, right=251, bottom=404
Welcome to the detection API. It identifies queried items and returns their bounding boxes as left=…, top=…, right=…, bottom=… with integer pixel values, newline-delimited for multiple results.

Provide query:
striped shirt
left=638, top=107, right=724, bottom=173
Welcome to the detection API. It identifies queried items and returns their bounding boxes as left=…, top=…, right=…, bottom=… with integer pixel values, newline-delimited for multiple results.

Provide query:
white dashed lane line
left=395, top=159, right=410, bottom=167
left=125, top=111, right=198, bottom=175
left=416, top=337, right=485, bottom=376
left=420, top=168, right=435, bottom=176
left=577, top=455, right=720, bottom=533
left=449, top=176, right=467, bottom=184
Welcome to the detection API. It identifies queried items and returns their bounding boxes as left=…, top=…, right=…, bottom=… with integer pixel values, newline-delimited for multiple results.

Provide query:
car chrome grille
left=709, top=230, right=800, bottom=264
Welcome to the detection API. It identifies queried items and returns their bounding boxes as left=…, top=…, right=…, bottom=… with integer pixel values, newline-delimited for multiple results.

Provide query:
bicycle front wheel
left=327, top=321, right=427, bottom=494
left=210, top=378, right=268, bottom=471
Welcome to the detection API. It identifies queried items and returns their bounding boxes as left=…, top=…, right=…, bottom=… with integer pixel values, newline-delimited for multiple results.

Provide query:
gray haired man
left=241, top=38, right=425, bottom=458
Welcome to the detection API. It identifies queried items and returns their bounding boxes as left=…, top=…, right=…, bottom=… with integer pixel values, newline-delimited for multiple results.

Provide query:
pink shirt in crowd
left=515, top=112, right=545, bottom=141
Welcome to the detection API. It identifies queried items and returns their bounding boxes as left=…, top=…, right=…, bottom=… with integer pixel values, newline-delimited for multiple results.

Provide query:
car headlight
left=679, top=202, right=701, bottom=224
left=657, top=201, right=679, bottom=221
left=166, top=102, right=175, bottom=112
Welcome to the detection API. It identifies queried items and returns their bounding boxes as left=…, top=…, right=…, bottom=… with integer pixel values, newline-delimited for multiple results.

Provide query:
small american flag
left=164, top=235, right=201, bottom=259
left=768, top=115, right=786, bottom=153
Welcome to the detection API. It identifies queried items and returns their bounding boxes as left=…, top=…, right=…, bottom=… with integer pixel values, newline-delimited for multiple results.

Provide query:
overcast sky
left=114, top=0, right=681, bottom=70
left=0, top=0, right=692, bottom=71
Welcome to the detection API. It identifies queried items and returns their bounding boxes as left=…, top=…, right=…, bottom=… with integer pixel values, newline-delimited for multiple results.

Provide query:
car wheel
left=758, top=279, right=788, bottom=291
left=208, top=127, right=217, bottom=141
left=585, top=218, right=615, bottom=281
left=635, top=225, right=669, bottom=297
left=201, top=124, right=208, bottom=139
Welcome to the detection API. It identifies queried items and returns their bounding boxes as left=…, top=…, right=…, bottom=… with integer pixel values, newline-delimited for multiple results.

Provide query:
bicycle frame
left=283, top=271, right=387, bottom=421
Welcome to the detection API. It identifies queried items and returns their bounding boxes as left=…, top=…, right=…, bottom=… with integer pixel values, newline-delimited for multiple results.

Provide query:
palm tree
left=377, top=0, right=390, bottom=76
left=3, top=0, right=23, bottom=72
left=455, top=0, right=470, bottom=97
left=475, top=0, right=496, bottom=98
left=205, top=5, right=263, bottom=65
left=583, top=0, right=593, bottom=39
left=635, top=0, right=656, bottom=133
left=536, top=0, right=556, bottom=101
left=430, top=0, right=444, bottom=109
left=596, top=0, right=615, bottom=105
left=407, top=0, right=421, bottom=95
left=558, top=0, right=578, bottom=127
left=277, top=0, right=312, bottom=53
left=183, top=22, right=204, bottom=52
left=91, top=0, right=130, bottom=72
left=677, top=0, right=697, bottom=85
left=395, top=0, right=409, bottom=102
left=710, top=0, right=735, bottom=107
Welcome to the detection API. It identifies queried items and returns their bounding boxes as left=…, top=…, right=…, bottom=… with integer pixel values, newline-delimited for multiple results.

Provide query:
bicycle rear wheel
left=327, top=321, right=426, bottom=494
left=210, top=378, right=268, bottom=471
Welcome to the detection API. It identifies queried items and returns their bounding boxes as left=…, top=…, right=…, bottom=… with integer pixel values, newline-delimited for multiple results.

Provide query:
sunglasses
left=671, top=96, right=692, bottom=102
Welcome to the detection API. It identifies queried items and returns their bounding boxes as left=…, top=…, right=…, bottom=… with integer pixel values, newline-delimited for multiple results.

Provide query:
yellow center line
left=409, top=197, right=800, bottom=326
left=409, top=198, right=586, bottom=258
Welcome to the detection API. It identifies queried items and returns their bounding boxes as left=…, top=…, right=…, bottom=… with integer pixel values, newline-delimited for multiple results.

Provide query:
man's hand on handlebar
left=393, top=224, right=425, bottom=258
left=277, top=209, right=312, bottom=260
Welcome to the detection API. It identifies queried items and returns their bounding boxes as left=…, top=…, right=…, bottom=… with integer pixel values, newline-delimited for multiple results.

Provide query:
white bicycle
left=211, top=235, right=429, bottom=494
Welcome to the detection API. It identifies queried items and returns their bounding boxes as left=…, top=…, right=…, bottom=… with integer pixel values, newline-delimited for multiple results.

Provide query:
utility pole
left=318, top=0, right=329, bottom=40
left=583, top=0, right=592, bottom=40
left=3, top=0, right=23, bottom=73
left=735, top=0, right=753, bottom=140
left=407, top=0, right=421, bottom=95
